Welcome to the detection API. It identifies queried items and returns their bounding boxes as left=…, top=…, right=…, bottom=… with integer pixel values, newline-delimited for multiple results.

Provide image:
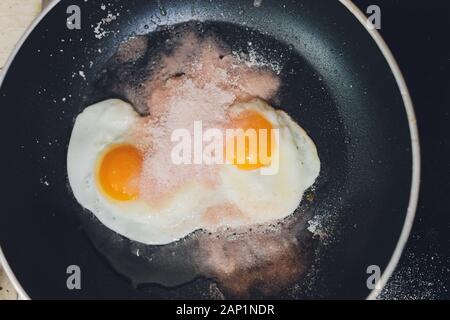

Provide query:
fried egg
left=67, top=99, right=217, bottom=244
left=220, top=99, right=321, bottom=225
left=67, top=99, right=320, bottom=245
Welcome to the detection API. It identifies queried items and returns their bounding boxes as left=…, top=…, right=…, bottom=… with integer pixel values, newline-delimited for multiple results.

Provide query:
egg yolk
left=227, top=110, right=275, bottom=170
left=96, top=144, right=142, bottom=201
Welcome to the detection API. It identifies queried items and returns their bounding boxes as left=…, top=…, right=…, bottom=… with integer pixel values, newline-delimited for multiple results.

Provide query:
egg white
left=67, top=99, right=219, bottom=244
left=67, top=98, right=321, bottom=245
left=220, top=99, right=321, bottom=224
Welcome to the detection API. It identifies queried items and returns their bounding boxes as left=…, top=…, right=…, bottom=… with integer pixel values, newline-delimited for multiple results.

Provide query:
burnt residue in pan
left=194, top=214, right=317, bottom=298
left=96, top=21, right=283, bottom=116
left=79, top=21, right=326, bottom=299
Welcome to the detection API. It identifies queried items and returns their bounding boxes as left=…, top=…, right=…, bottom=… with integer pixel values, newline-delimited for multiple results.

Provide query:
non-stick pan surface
left=0, top=0, right=418, bottom=299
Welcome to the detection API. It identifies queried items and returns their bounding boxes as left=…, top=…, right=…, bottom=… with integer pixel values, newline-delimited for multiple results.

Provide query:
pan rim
left=339, top=0, right=421, bottom=300
left=0, top=0, right=60, bottom=300
left=0, top=0, right=420, bottom=300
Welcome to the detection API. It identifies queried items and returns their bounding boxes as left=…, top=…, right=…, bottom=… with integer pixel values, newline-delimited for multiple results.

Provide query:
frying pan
left=0, top=0, right=420, bottom=299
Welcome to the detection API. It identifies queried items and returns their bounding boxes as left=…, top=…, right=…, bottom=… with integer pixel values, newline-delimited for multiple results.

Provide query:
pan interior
left=76, top=20, right=339, bottom=299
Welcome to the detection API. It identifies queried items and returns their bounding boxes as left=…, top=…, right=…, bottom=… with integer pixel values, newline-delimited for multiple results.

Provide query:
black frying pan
left=0, top=0, right=419, bottom=299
